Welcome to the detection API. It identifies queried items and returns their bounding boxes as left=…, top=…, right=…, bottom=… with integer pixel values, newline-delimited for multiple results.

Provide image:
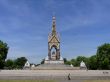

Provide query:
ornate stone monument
left=44, top=16, right=64, bottom=64
left=31, top=16, right=80, bottom=70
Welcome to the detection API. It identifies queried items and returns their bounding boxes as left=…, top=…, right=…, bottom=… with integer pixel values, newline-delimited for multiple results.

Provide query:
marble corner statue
left=31, top=64, right=35, bottom=68
left=44, top=16, right=64, bottom=64
left=23, top=61, right=30, bottom=69
left=80, top=61, right=87, bottom=70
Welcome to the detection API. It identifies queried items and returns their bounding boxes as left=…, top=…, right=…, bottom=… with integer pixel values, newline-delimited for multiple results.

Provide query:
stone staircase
left=31, top=64, right=80, bottom=70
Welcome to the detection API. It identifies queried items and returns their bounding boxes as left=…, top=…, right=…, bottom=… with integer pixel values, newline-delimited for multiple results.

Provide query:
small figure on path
left=68, top=73, right=71, bottom=80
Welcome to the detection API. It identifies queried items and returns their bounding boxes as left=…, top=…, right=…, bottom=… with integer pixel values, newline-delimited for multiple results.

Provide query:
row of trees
left=5, top=57, right=27, bottom=69
left=0, top=40, right=110, bottom=70
left=64, top=43, right=110, bottom=70
left=0, top=40, right=27, bottom=69
left=64, top=55, right=97, bottom=70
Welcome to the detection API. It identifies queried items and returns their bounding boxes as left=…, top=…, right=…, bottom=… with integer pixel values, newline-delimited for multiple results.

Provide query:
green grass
left=84, top=80, right=110, bottom=82
left=0, top=80, right=55, bottom=82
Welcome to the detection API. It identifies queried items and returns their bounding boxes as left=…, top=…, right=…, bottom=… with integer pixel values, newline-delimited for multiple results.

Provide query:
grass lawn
left=0, top=80, right=55, bottom=82
left=84, top=80, right=110, bottom=82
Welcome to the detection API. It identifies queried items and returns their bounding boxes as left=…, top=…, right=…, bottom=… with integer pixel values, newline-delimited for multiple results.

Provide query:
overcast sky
left=0, top=0, right=110, bottom=64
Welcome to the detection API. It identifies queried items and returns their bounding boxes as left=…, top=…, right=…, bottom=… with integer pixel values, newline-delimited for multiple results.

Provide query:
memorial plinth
left=44, top=60, right=64, bottom=64
left=44, top=56, right=64, bottom=64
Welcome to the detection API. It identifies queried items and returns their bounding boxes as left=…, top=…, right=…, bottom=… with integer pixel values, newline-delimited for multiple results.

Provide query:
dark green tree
left=75, top=56, right=88, bottom=67
left=0, top=40, right=9, bottom=69
left=71, top=59, right=76, bottom=66
left=64, top=56, right=89, bottom=67
left=97, top=43, right=110, bottom=69
left=41, top=59, right=45, bottom=64
left=5, top=59, right=14, bottom=69
left=65, top=60, right=71, bottom=65
left=102, top=58, right=109, bottom=69
left=63, top=58, right=67, bottom=64
left=14, top=57, right=27, bottom=69
left=88, top=55, right=97, bottom=70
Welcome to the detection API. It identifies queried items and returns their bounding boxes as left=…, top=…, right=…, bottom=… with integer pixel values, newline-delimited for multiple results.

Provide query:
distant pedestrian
left=68, top=73, right=71, bottom=80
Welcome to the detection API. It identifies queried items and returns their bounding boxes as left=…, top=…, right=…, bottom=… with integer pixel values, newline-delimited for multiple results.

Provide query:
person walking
left=68, top=73, right=71, bottom=80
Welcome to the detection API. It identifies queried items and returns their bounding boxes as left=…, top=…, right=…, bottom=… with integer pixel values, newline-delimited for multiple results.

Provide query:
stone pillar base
left=44, top=60, right=64, bottom=64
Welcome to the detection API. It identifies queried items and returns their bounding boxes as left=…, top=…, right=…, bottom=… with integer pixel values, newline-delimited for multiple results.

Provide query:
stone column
left=56, top=49, right=60, bottom=60
left=58, top=49, right=60, bottom=60
left=48, top=49, right=51, bottom=60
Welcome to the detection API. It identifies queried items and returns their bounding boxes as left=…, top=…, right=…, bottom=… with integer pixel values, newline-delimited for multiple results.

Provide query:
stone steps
left=31, top=64, right=80, bottom=70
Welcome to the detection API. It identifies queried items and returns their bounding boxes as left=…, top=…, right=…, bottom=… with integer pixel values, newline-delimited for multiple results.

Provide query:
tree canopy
left=88, top=55, right=97, bottom=70
left=0, top=40, right=9, bottom=69
left=97, top=43, right=110, bottom=69
left=14, top=57, right=27, bottom=69
left=5, top=59, right=14, bottom=69
left=5, top=57, right=27, bottom=69
left=65, top=43, right=110, bottom=70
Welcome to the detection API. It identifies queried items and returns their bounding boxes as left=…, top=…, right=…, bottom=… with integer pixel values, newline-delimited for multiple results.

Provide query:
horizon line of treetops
left=0, top=40, right=110, bottom=70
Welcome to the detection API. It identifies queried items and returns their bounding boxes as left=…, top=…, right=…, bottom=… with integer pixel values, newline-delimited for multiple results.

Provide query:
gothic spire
left=52, top=16, right=56, bottom=35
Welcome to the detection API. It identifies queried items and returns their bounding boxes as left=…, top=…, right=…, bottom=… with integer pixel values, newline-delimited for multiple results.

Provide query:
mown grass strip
left=84, top=80, right=110, bottom=82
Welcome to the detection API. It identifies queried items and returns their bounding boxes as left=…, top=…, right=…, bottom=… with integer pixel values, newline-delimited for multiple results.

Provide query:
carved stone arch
left=51, top=45, right=57, bottom=50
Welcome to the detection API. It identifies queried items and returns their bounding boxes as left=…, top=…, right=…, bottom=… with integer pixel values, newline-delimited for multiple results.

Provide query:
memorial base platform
left=31, top=63, right=80, bottom=70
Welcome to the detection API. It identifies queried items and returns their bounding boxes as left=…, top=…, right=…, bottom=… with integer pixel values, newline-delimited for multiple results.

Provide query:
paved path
left=0, top=70, right=110, bottom=80
left=56, top=80, right=83, bottom=82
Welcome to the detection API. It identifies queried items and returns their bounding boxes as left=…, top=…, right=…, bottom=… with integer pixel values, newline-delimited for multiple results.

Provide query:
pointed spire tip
left=52, top=16, right=56, bottom=20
